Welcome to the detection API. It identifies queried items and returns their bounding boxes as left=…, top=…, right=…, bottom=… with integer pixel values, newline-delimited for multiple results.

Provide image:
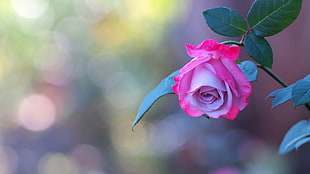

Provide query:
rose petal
left=188, top=65, right=226, bottom=92
left=208, top=58, right=239, bottom=97
left=180, top=94, right=204, bottom=117
left=205, top=82, right=233, bottom=118
left=206, top=89, right=225, bottom=110
left=220, top=103, right=240, bottom=120
left=185, top=40, right=239, bottom=60
left=190, top=86, right=224, bottom=111
left=173, top=58, right=209, bottom=95
left=217, top=44, right=240, bottom=61
left=221, top=58, right=252, bottom=109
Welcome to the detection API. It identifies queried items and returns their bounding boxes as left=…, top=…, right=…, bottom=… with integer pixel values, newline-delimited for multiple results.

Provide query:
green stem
left=257, top=65, right=288, bottom=87
left=257, top=65, right=310, bottom=112
left=221, top=40, right=243, bottom=46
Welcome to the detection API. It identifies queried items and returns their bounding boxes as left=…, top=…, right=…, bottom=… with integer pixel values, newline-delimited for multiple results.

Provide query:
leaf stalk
left=221, top=40, right=243, bottom=46
left=257, top=65, right=288, bottom=87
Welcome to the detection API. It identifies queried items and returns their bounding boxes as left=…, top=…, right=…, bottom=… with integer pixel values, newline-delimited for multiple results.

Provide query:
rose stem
left=257, top=64, right=310, bottom=112
left=220, top=41, right=243, bottom=46
left=257, top=65, right=288, bottom=87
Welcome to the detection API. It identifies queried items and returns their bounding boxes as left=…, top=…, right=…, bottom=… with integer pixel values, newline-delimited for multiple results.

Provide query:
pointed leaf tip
left=279, top=120, right=310, bottom=154
left=132, top=70, right=180, bottom=129
left=267, top=85, right=293, bottom=108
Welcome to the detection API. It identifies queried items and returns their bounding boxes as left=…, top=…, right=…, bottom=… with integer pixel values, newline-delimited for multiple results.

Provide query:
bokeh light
left=11, top=0, right=49, bottom=19
left=70, top=144, right=103, bottom=172
left=37, top=32, right=74, bottom=86
left=18, top=94, right=56, bottom=132
left=38, top=153, right=78, bottom=174
left=0, top=146, right=18, bottom=174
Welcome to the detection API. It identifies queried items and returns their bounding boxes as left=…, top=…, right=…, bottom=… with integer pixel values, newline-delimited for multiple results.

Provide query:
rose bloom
left=172, top=40, right=251, bottom=120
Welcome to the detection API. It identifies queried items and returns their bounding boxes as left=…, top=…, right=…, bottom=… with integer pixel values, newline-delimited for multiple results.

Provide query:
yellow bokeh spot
left=92, top=13, right=129, bottom=48
left=123, top=0, right=181, bottom=22
left=92, top=0, right=186, bottom=49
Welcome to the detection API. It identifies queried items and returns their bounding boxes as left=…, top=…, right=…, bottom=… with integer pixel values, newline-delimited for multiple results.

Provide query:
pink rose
left=172, top=40, right=251, bottom=120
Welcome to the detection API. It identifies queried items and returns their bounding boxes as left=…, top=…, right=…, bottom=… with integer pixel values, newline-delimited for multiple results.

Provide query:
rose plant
left=133, top=0, right=310, bottom=155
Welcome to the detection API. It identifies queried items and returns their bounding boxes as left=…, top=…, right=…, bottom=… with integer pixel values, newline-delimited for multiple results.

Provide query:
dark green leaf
left=203, top=7, right=248, bottom=37
left=244, top=33, right=273, bottom=67
left=132, top=70, right=179, bottom=129
left=237, top=60, right=258, bottom=82
left=248, top=0, right=302, bottom=37
left=268, top=85, right=293, bottom=108
left=292, top=79, right=310, bottom=107
left=279, top=120, right=310, bottom=154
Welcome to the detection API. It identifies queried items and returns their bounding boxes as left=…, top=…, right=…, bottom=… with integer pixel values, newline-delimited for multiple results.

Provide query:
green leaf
left=268, top=74, right=310, bottom=108
left=292, top=79, right=310, bottom=107
left=248, top=0, right=302, bottom=37
left=244, top=32, right=273, bottom=67
left=268, top=85, right=293, bottom=108
left=237, top=60, right=258, bottom=82
left=132, top=70, right=179, bottom=129
left=203, top=7, right=248, bottom=37
left=279, top=120, right=310, bottom=154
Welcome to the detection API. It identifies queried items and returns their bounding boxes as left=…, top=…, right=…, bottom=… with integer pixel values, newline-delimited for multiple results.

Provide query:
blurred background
left=0, top=0, right=309, bottom=173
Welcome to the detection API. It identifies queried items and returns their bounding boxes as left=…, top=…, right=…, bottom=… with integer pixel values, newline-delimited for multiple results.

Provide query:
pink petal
left=185, top=40, right=240, bottom=60
left=190, top=88, right=225, bottom=111
left=221, top=58, right=252, bottom=109
left=188, top=64, right=225, bottom=92
left=220, top=103, right=240, bottom=120
left=205, top=82, right=233, bottom=118
left=217, top=44, right=240, bottom=61
left=185, top=40, right=220, bottom=58
left=173, top=57, right=211, bottom=95
left=208, top=58, right=238, bottom=95
left=180, top=94, right=204, bottom=117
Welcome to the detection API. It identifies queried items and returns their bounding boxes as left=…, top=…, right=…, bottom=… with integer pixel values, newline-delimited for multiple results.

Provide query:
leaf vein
left=208, top=14, right=247, bottom=33
left=251, top=0, right=292, bottom=29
